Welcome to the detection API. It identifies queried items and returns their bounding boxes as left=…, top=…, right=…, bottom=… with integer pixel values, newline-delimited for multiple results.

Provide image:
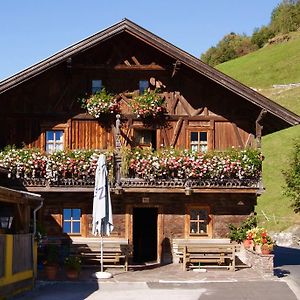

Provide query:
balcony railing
left=0, top=147, right=262, bottom=190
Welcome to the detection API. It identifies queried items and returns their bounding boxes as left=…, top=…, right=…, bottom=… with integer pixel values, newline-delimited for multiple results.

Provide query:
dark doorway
left=133, top=207, right=158, bottom=263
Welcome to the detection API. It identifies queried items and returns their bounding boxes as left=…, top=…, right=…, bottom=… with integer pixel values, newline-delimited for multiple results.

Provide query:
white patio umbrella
left=92, top=154, right=114, bottom=278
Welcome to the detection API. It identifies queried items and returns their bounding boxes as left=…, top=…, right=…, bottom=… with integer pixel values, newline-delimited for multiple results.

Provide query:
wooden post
left=114, top=114, right=122, bottom=188
left=255, top=109, right=267, bottom=149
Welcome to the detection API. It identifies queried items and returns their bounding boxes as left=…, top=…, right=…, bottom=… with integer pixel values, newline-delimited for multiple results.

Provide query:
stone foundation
left=238, top=245, right=274, bottom=276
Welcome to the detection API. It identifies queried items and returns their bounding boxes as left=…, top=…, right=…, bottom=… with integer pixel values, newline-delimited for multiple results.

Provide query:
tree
left=201, top=33, right=257, bottom=66
left=283, top=139, right=300, bottom=213
left=251, top=26, right=275, bottom=48
left=271, top=0, right=300, bottom=34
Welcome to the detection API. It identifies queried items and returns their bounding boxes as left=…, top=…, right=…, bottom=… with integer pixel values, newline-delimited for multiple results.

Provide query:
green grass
left=215, top=33, right=300, bottom=231
left=216, top=32, right=300, bottom=89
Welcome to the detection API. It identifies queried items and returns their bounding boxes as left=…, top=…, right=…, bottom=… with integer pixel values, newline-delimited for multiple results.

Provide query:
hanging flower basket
left=130, top=89, right=167, bottom=119
left=80, top=88, right=120, bottom=119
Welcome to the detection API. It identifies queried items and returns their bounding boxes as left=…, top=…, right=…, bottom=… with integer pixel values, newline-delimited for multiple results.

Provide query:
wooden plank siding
left=12, top=234, right=33, bottom=274
left=0, top=235, right=5, bottom=277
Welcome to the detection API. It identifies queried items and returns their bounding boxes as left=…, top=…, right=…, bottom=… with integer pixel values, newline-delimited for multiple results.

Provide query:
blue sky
left=0, top=0, right=281, bottom=80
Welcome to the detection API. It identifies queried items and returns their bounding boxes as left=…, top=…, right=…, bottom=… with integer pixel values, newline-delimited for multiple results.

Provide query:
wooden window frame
left=132, top=126, right=157, bottom=149
left=40, top=123, right=69, bottom=152
left=185, top=205, right=212, bottom=238
left=186, top=127, right=212, bottom=152
left=62, top=208, right=81, bottom=236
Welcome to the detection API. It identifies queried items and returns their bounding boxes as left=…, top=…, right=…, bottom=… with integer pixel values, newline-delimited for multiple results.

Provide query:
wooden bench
left=182, top=243, right=235, bottom=271
left=70, top=238, right=131, bottom=271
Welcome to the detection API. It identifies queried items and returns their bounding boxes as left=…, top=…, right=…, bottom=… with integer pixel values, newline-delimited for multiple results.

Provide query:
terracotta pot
left=261, top=246, right=271, bottom=255
left=66, top=269, right=79, bottom=279
left=44, top=264, right=58, bottom=280
left=243, top=239, right=253, bottom=249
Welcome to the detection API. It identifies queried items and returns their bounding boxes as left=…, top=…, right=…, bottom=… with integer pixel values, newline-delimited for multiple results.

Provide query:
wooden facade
left=0, top=19, right=299, bottom=264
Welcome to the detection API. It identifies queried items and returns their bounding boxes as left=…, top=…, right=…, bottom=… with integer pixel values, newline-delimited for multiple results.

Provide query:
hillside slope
left=216, top=34, right=300, bottom=231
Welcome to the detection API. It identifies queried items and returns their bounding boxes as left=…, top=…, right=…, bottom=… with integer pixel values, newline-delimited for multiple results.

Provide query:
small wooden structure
left=0, top=168, right=43, bottom=299
left=0, top=19, right=299, bottom=268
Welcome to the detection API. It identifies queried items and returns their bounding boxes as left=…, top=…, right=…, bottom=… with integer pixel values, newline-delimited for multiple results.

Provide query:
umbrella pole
left=100, top=234, right=104, bottom=273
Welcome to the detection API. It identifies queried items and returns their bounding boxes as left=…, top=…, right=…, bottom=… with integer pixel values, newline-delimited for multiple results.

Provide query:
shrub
left=228, top=216, right=257, bottom=243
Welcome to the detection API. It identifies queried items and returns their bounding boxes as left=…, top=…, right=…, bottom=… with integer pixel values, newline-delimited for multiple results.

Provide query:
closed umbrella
left=92, top=154, right=114, bottom=278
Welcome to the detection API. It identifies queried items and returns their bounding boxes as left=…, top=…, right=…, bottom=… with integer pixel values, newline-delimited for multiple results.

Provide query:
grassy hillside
left=216, top=33, right=300, bottom=231
left=217, top=32, right=300, bottom=89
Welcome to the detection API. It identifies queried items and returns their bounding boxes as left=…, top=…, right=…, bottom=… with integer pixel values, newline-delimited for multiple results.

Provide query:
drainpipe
left=32, top=199, right=44, bottom=280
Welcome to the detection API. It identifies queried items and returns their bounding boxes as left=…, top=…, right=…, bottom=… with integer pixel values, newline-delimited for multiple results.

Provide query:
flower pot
left=44, top=264, right=59, bottom=280
left=261, top=247, right=270, bottom=255
left=243, top=239, right=253, bottom=249
left=66, top=269, right=79, bottom=280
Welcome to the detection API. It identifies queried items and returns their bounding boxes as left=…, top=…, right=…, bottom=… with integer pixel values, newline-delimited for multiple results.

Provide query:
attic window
left=139, top=80, right=149, bottom=94
left=134, top=128, right=156, bottom=150
left=92, top=80, right=102, bottom=94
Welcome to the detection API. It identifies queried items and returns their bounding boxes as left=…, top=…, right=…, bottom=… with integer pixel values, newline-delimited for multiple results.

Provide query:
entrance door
left=133, top=207, right=158, bottom=263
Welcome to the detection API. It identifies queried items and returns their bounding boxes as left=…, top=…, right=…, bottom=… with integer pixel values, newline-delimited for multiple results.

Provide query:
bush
left=228, top=216, right=257, bottom=243
left=283, top=139, right=300, bottom=213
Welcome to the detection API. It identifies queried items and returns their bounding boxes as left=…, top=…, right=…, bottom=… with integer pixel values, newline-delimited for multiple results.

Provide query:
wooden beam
left=171, top=60, right=181, bottom=77
left=169, top=93, right=179, bottom=114
left=131, top=56, right=141, bottom=65
left=191, top=107, right=204, bottom=117
left=114, top=64, right=165, bottom=70
left=178, top=95, right=192, bottom=116
left=124, top=60, right=131, bottom=66
left=256, top=109, right=267, bottom=149
left=171, top=117, right=183, bottom=146
left=162, top=128, right=170, bottom=147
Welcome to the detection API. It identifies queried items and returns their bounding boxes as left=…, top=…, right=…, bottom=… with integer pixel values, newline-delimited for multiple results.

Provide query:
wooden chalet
left=0, top=19, right=299, bottom=265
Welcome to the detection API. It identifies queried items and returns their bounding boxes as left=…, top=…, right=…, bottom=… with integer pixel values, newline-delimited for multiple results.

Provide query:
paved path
left=12, top=245, right=300, bottom=300
left=13, top=280, right=297, bottom=300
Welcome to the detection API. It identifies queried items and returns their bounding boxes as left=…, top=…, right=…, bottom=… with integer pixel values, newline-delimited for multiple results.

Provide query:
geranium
left=246, top=227, right=274, bottom=246
left=130, top=89, right=167, bottom=118
left=80, top=88, right=120, bottom=118
left=0, top=146, right=114, bottom=184
left=127, top=147, right=262, bottom=183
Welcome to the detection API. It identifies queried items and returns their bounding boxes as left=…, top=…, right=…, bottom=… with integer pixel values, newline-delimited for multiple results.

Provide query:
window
left=190, top=131, right=208, bottom=152
left=63, top=208, right=81, bottom=234
left=139, top=80, right=149, bottom=94
left=134, top=129, right=156, bottom=149
left=188, top=207, right=210, bottom=236
left=92, top=80, right=102, bottom=94
left=45, top=130, right=64, bottom=153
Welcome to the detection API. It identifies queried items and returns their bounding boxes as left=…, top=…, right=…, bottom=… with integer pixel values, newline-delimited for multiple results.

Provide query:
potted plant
left=64, top=255, right=81, bottom=279
left=79, top=88, right=120, bottom=119
left=130, top=89, right=167, bottom=119
left=44, top=244, right=59, bottom=280
left=247, top=227, right=274, bottom=254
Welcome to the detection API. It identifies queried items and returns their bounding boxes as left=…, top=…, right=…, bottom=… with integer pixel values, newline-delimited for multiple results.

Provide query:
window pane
left=63, top=221, right=71, bottom=233
left=72, top=209, right=81, bottom=220
left=190, top=222, right=197, bottom=234
left=72, top=222, right=80, bottom=233
left=92, top=80, right=102, bottom=93
left=46, top=143, right=54, bottom=153
left=190, top=209, right=198, bottom=220
left=191, top=132, right=198, bottom=142
left=63, top=209, right=71, bottom=220
left=200, top=132, right=207, bottom=141
left=46, top=131, right=54, bottom=141
left=55, top=130, right=64, bottom=142
left=139, top=80, right=149, bottom=94
left=199, top=223, right=207, bottom=234
left=198, top=209, right=208, bottom=220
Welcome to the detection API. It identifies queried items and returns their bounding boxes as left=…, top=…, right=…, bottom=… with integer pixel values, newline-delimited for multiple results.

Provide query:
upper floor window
left=139, top=80, right=149, bottom=94
left=188, top=207, right=210, bottom=236
left=46, top=130, right=64, bottom=153
left=92, top=80, right=102, bottom=94
left=190, top=131, right=208, bottom=153
left=63, top=208, right=81, bottom=234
